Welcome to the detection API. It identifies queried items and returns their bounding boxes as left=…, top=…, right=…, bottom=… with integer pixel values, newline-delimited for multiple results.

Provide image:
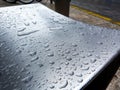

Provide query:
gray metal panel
left=0, top=3, right=120, bottom=90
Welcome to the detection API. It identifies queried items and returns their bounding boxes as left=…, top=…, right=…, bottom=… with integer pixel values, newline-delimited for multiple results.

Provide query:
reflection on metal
left=0, top=3, right=120, bottom=90
left=71, top=0, right=120, bottom=21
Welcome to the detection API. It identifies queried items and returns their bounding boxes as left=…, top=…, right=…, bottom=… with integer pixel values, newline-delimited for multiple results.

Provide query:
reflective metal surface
left=0, top=3, right=120, bottom=90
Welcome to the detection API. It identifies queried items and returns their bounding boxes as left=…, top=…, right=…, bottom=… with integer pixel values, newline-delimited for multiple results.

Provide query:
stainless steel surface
left=0, top=3, right=120, bottom=90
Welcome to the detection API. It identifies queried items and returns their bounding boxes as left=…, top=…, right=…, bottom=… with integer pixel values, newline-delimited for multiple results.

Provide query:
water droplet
left=16, top=49, right=22, bottom=54
left=49, top=61, right=55, bottom=65
left=44, top=44, right=49, bottom=48
left=81, top=66, right=89, bottom=70
left=66, top=57, right=72, bottom=61
left=47, top=52, right=54, bottom=57
left=82, top=61, right=89, bottom=65
left=8, top=64, right=16, bottom=68
left=17, top=30, right=39, bottom=36
left=72, top=52, right=79, bottom=56
left=24, top=22, right=30, bottom=26
left=65, top=49, right=70, bottom=54
left=112, top=42, right=116, bottom=45
left=65, top=62, right=69, bottom=65
left=59, top=80, right=68, bottom=89
left=32, top=21, right=37, bottom=24
left=26, top=64, right=31, bottom=67
left=90, top=59, right=96, bottom=63
left=21, top=43, right=27, bottom=46
left=56, top=66, right=61, bottom=70
left=18, top=27, right=26, bottom=32
left=38, top=64, right=44, bottom=68
left=81, top=56, right=86, bottom=58
left=97, top=42, right=103, bottom=45
left=49, top=26, right=63, bottom=31
left=31, top=56, right=39, bottom=62
left=0, top=43, right=4, bottom=47
left=72, top=43, right=77, bottom=47
left=87, top=53, right=92, bottom=57
left=21, top=76, right=33, bottom=83
left=77, top=79, right=83, bottom=83
left=45, top=48, right=51, bottom=51
left=21, top=68, right=26, bottom=72
left=49, top=85, right=55, bottom=89
left=68, top=71, right=74, bottom=76
left=76, top=73, right=82, bottom=77
left=52, top=80, right=58, bottom=84
left=29, top=51, right=37, bottom=56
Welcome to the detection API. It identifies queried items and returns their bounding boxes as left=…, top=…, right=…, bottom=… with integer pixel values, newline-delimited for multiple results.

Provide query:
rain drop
left=77, top=79, right=83, bottom=83
left=90, top=59, right=96, bottom=63
left=49, top=85, right=55, bottom=89
left=18, top=27, right=26, bottom=32
left=21, top=76, right=33, bottom=83
left=31, top=56, right=39, bottom=62
left=29, top=51, right=37, bottom=56
left=56, top=66, right=61, bottom=70
left=66, top=57, right=72, bottom=61
left=76, top=73, right=82, bottom=77
left=47, top=53, right=54, bottom=57
left=38, top=64, right=44, bottom=68
left=59, top=80, right=68, bottom=89
left=49, top=61, right=55, bottom=65
left=68, top=71, right=74, bottom=76
left=72, top=43, right=77, bottom=47
left=24, top=22, right=30, bottom=26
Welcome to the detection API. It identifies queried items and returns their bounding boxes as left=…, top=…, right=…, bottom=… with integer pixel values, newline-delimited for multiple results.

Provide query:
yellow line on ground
left=71, top=4, right=120, bottom=26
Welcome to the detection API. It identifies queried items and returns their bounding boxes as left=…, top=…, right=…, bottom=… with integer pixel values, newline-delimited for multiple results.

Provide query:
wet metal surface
left=0, top=3, right=120, bottom=90
left=71, top=0, right=120, bottom=21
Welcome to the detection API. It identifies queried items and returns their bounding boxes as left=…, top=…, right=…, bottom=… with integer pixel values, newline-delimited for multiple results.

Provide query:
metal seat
left=0, top=3, right=120, bottom=90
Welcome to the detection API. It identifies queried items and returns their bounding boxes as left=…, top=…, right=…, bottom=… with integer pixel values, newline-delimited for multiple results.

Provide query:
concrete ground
left=0, top=0, right=120, bottom=90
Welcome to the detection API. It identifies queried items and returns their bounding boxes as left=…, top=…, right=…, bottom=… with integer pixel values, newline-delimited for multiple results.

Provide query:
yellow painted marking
left=71, top=5, right=120, bottom=26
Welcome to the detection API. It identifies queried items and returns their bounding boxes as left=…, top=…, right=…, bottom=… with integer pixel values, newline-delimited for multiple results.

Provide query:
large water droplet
left=59, top=80, right=68, bottom=89
left=17, top=30, right=39, bottom=36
